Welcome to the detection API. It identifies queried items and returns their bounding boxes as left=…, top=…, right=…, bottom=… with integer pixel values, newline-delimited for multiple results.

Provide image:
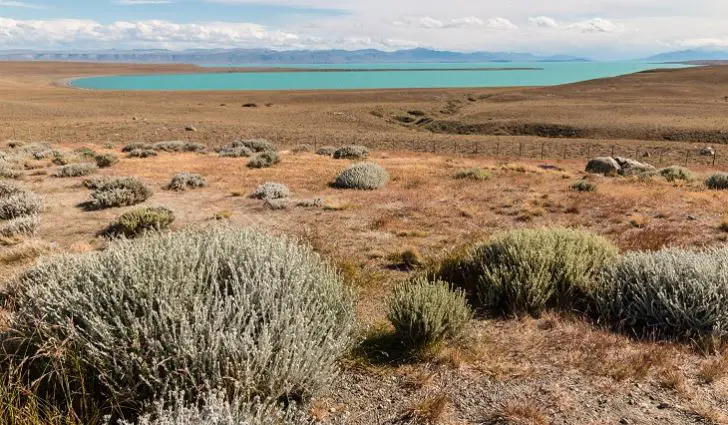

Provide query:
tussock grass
left=455, top=168, right=491, bottom=181
left=705, top=172, right=728, bottom=190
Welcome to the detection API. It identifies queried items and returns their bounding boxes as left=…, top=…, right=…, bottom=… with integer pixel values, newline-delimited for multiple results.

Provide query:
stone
left=700, top=146, right=716, bottom=156
left=586, top=157, right=620, bottom=176
left=185, top=126, right=197, bottom=132
left=614, top=157, right=656, bottom=177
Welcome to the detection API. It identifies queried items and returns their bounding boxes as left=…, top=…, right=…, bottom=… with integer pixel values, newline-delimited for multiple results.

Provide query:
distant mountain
left=0, top=48, right=589, bottom=64
left=645, top=49, right=728, bottom=62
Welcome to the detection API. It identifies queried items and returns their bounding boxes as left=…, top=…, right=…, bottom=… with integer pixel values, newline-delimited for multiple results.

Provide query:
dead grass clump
left=627, top=213, right=651, bottom=228
left=291, top=144, right=312, bottom=153
left=388, top=247, right=425, bottom=270
left=166, top=172, right=207, bottom=191
left=616, top=226, right=692, bottom=252
left=697, top=357, right=728, bottom=384
left=89, top=177, right=152, bottom=209
left=53, top=162, right=97, bottom=178
left=485, top=400, right=549, bottom=425
left=247, top=151, right=280, bottom=168
left=399, top=394, right=449, bottom=425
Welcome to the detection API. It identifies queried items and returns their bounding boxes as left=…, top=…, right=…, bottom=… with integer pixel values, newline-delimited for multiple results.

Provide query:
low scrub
left=251, top=182, right=290, bottom=200
left=0, top=190, right=42, bottom=220
left=455, top=168, right=491, bottom=181
left=89, top=177, right=152, bottom=209
left=82, top=176, right=110, bottom=189
left=705, top=172, right=728, bottom=190
left=95, top=153, right=119, bottom=168
left=0, top=214, right=40, bottom=238
left=595, top=248, right=728, bottom=341
left=166, top=172, right=207, bottom=191
left=236, top=139, right=277, bottom=153
left=128, top=149, right=158, bottom=158
left=292, top=144, right=312, bottom=153
left=122, top=142, right=154, bottom=153
left=3, top=227, right=354, bottom=415
left=333, top=145, right=370, bottom=160
left=439, top=228, right=619, bottom=315
left=153, top=141, right=206, bottom=153
left=332, top=162, right=389, bottom=190
left=247, top=151, right=280, bottom=169
left=54, top=162, right=98, bottom=178
left=0, top=160, right=22, bottom=179
left=387, top=277, right=472, bottom=348
left=107, top=206, right=175, bottom=238
left=219, top=145, right=253, bottom=158
left=571, top=180, right=597, bottom=192
left=658, top=166, right=692, bottom=182
left=316, top=146, right=336, bottom=156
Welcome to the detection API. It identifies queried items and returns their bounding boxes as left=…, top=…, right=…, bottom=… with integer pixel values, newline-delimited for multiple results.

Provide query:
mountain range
left=644, top=49, right=728, bottom=62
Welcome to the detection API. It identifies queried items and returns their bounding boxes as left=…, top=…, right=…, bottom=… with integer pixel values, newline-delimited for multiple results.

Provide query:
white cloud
left=0, top=0, right=45, bottom=9
left=529, top=16, right=558, bottom=28
left=677, top=38, right=728, bottom=49
left=391, top=16, right=515, bottom=30
left=567, top=18, right=624, bottom=33
left=487, top=17, right=517, bottom=30
left=113, top=0, right=174, bottom=4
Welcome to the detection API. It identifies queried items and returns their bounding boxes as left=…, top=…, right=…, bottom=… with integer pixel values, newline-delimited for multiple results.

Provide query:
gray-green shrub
left=251, top=182, right=290, bottom=200
left=153, top=141, right=206, bottom=153
left=0, top=160, right=22, bottom=179
left=0, top=214, right=40, bottom=238
left=316, top=146, right=336, bottom=156
left=571, top=180, right=597, bottom=192
left=219, top=145, right=253, bottom=158
left=89, top=177, right=152, bottom=209
left=122, top=142, right=154, bottom=153
left=332, top=162, right=389, bottom=190
left=128, top=149, right=158, bottom=158
left=706, top=173, right=728, bottom=190
left=292, top=144, right=312, bottom=153
left=247, top=151, right=280, bottom=169
left=166, top=172, right=207, bottom=191
left=53, top=162, right=98, bottom=178
left=387, top=277, right=471, bottom=348
left=658, top=166, right=692, bottom=182
left=95, top=153, right=119, bottom=168
left=236, top=139, right=277, bottom=153
left=0, top=181, right=23, bottom=198
left=107, top=206, right=175, bottom=238
left=82, top=175, right=110, bottom=189
left=5, top=227, right=354, bottom=411
left=333, top=145, right=369, bottom=160
left=455, top=168, right=490, bottom=181
left=0, top=191, right=42, bottom=220
left=441, top=228, right=619, bottom=315
left=595, top=248, right=728, bottom=340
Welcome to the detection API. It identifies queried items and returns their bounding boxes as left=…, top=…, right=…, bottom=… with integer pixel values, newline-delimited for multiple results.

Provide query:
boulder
left=700, top=146, right=716, bottom=156
left=614, top=157, right=656, bottom=176
left=585, top=157, right=620, bottom=176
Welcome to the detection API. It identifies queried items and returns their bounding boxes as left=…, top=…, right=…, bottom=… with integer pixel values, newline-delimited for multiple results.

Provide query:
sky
left=1, top=0, right=728, bottom=59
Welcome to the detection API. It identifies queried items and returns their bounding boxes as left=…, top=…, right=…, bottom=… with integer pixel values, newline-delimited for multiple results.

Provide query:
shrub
left=333, top=145, right=370, bottom=160
left=166, top=172, right=207, bottom=191
left=82, top=175, right=110, bottom=189
left=571, top=180, right=597, bottom=192
left=247, top=151, right=280, bottom=169
left=0, top=181, right=23, bottom=198
left=659, top=166, right=692, bottom=182
left=89, top=177, right=152, bottom=209
left=54, top=162, right=97, bottom=178
left=706, top=173, right=728, bottom=190
left=332, top=162, right=389, bottom=190
left=122, top=142, right=154, bottom=153
left=455, top=168, right=490, bottom=181
left=74, top=147, right=96, bottom=158
left=0, top=214, right=40, bottom=238
left=251, top=182, right=290, bottom=200
left=594, top=248, right=728, bottom=340
left=52, top=151, right=81, bottom=166
left=0, top=191, right=42, bottom=220
left=107, top=206, right=175, bottom=238
left=219, top=145, right=253, bottom=158
left=153, top=141, right=206, bottom=153
left=128, top=149, right=158, bottom=158
left=316, top=146, right=336, bottom=156
left=0, top=160, right=22, bottom=179
left=236, top=139, right=277, bottom=153
left=387, top=277, right=472, bottom=348
left=441, top=228, right=619, bottom=315
left=292, top=144, right=312, bottom=153
left=4, top=227, right=354, bottom=412
left=95, top=153, right=119, bottom=168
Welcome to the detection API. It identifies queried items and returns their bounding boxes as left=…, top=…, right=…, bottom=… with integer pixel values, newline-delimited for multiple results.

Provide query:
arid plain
left=4, top=62, right=728, bottom=424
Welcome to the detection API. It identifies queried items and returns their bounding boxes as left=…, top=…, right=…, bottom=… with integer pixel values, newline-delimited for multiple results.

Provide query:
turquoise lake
left=71, top=62, right=690, bottom=91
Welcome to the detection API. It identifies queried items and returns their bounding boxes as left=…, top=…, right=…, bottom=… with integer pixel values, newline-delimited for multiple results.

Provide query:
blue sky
left=1, top=0, right=728, bottom=58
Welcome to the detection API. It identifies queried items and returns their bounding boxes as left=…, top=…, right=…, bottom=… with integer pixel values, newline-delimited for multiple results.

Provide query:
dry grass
left=399, top=394, right=449, bottom=425
left=485, top=399, right=549, bottom=425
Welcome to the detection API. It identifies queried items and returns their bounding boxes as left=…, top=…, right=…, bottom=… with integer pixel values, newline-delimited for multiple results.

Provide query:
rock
left=620, top=419, right=631, bottom=424
left=586, top=157, right=621, bottom=176
left=657, top=402, right=670, bottom=409
left=688, top=215, right=698, bottom=221
left=185, top=126, right=197, bottom=132
left=614, top=157, right=656, bottom=177
left=700, top=146, right=716, bottom=156
left=642, top=152, right=651, bottom=158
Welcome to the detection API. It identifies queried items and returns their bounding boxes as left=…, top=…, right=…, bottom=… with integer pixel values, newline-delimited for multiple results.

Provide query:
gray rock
left=185, top=126, right=197, bottom=132
left=585, top=157, right=620, bottom=176
left=614, top=157, right=656, bottom=176
left=700, top=146, right=716, bottom=156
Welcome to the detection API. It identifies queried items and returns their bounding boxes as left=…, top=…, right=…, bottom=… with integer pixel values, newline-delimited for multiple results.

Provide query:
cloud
left=677, top=38, right=728, bottom=49
left=113, top=0, right=174, bottom=4
left=391, top=16, right=516, bottom=30
left=567, top=18, right=623, bottom=33
left=487, top=17, right=517, bottom=30
left=0, top=0, right=45, bottom=9
left=529, top=16, right=558, bottom=28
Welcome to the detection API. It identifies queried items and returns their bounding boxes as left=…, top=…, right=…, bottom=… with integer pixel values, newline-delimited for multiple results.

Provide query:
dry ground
left=3, top=62, right=728, bottom=424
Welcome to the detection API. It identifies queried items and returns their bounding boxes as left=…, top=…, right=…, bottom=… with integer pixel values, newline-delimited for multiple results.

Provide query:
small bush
left=4, top=227, right=354, bottom=413
left=108, top=206, right=175, bottom=238
left=595, top=248, right=728, bottom=341
left=0, top=181, right=23, bottom=198
left=122, top=142, right=154, bottom=153
left=89, top=177, right=152, bottom=209
left=0, top=214, right=40, bottom=238
left=0, top=191, right=43, bottom=220
left=153, top=141, right=206, bottom=153
left=219, top=145, right=253, bottom=158
left=95, top=153, right=119, bottom=168
left=571, top=180, right=597, bottom=192
left=82, top=176, right=110, bottom=189
left=333, top=145, right=370, bottom=160
left=166, top=172, right=207, bottom=191
left=659, top=166, right=692, bottom=182
left=251, top=182, right=290, bottom=200
left=316, top=146, right=336, bottom=156
left=54, top=162, right=97, bottom=178
left=389, top=247, right=424, bottom=269
left=332, top=162, right=389, bottom=190
left=441, top=228, right=619, bottom=315
left=0, top=160, right=22, bottom=179
left=706, top=173, right=728, bottom=190
left=235, top=139, right=277, bottom=153
left=387, top=277, right=472, bottom=348
left=51, top=151, right=81, bottom=166
left=455, top=168, right=490, bottom=181
left=128, top=149, right=158, bottom=158
left=247, top=151, right=280, bottom=169
left=292, top=144, right=312, bottom=153
left=74, top=147, right=96, bottom=158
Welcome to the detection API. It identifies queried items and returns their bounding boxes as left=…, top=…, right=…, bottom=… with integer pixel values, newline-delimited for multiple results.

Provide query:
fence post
left=518, top=142, right=523, bottom=158
left=685, top=149, right=690, bottom=166
left=586, top=144, right=590, bottom=159
left=496, top=141, right=500, bottom=157
left=714, top=150, right=718, bottom=167
left=541, top=142, right=545, bottom=159
left=475, top=141, right=479, bottom=155
left=659, top=148, right=663, bottom=165
left=611, top=145, right=615, bottom=157
left=563, top=144, right=567, bottom=159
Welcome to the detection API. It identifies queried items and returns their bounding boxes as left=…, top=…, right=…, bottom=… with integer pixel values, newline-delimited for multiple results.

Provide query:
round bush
left=53, top=162, right=98, bottom=178
left=247, top=151, right=280, bottom=169
left=235, top=139, right=277, bottom=153
left=387, top=277, right=472, bottom=348
left=706, top=172, right=728, bottom=190
left=571, top=180, right=597, bottom=192
left=291, top=144, right=312, bottom=153
left=333, top=145, right=370, bottom=160
left=95, top=153, right=119, bottom=168
left=595, top=248, right=728, bottom=340
left=0, top=190, right=42, bottom=220
left=219, top=145, right=253, bottom=158
left=441, top=228, right=619, bottom=315
left=166, top=172, right=207, bottom=191
left=251, top=182, right=290, bottom=200
left=0, top=214, right=40, bottom=238
left=5, top=227, right=354, bottom=412
left=109, top=206, right=175, bottom=238
left=658, top=166, right=692, bottom=182
left=90, top=177, right=152, bottom=209
left=332, top=162, right=389, bottom=190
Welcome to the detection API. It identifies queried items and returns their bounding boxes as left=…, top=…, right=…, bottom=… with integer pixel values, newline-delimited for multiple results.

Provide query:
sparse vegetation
left=659, top=165, right=692, bottom=182
left=122, top=142, right=154, bottom=152
left=153, top=141, right=206, bottom=152
left=332, top=162, right=389, bottom=190
left=128, top=148, right=158, bottom=158
left=248, top=151, right=280, bottom=168
left=571, top=179, right=597, bottom=192
left=95, top=153, right=119, bottom=168
left=89, top=176, right=152, bottom=209
left=387, top=277, right=472, bottom=349
left=292, top=144, right=313, bottom=153
left=236, top=138, right=277, bottom=153
left=455, top=168, right=491, bottom=181
left=166, top=172, right=207, bottom=191
left=0, top=182, right=41, bottom=239
left=106, top=206, right=175, bottom=238
left=54, top=162, right=97, bottom=178
left=251, top=182, right=290, bottom=200
left=219, top=145, right=253, bottom=157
